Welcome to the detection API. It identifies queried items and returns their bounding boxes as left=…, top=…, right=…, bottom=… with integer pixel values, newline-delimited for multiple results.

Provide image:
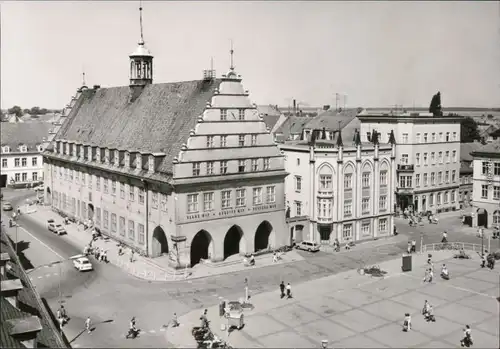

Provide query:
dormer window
left=148, top=155, right=155, bottom=172
left=124, top=152, right=130, bottom=168
left=114, top=150, right=120, bottom=166
left=105, top=149, right=110, bottom=164
left=2, top=146, right=10, bottom=153
left=38, top=145, right=43, bottom=152
left=58, top=142, right=62, bottom=154
left=96, top=149, right=101, bottom=162
left=20, top=145, right=27, bottom=152
left=64, top=143, right=69, bottom=155
left=73, top=145, right=77, bottom=157
left=134, top=154, right=140, bottom=168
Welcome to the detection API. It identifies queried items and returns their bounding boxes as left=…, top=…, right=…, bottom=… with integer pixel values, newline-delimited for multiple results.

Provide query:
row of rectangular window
left=297, top=195, right=388, bottom=217
left=187, top=186, right=276, bottom=213
left=342, top=219, right=388, bottom=239
left=12, top=172, right=39, bottom=182
left=403, top=170, right=458, bottom=188
left=413, top=151, right=457, bottom=166
left=481, top=185, right=500, bottom=200
left=192, top=158, right=270, bottom=176
left=52, top=166, right=168, bottom=211
left=294, top=171, right=388, bottom=192
left=411, top=131, right=458, bottom=144
left=52, top=191, right=146, bottom=244
left=206, top=134, right=259, bottom=148
left=419, top=190, right=458, bottom=206
left=1, top=157, right=38, bottom=168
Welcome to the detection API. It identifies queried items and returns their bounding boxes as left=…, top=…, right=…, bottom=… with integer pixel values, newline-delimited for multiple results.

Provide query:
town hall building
left=43, top=7, right=287, bottom=268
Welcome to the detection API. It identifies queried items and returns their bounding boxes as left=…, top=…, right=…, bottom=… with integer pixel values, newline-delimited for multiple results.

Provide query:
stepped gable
left=54, top=79, right=221, bottom=174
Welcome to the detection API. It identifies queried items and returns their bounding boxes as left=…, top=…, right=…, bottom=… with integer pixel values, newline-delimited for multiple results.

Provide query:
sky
left=1, top=1, right=499, bottom=110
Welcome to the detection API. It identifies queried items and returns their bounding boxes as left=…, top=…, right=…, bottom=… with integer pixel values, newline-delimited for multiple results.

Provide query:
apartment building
left=470, top=141, right=500, bottom=228
left=358, top=110, right=462, bottom=214
left=280, top=123, right=396, bottom=245
left=43, top=16, right=287, bottom=268
left=0, top=123, right=52, bottom=188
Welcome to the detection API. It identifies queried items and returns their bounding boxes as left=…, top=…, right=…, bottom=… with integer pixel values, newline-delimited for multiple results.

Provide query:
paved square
left=206, top=256, right=500, bottom=348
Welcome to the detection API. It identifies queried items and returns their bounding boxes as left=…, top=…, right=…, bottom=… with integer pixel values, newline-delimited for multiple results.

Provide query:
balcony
left=397, top=164, right=415, bottom=172
left=317, top=188, right=334, bottom=198
left=397, top=186, right=414, bottom=194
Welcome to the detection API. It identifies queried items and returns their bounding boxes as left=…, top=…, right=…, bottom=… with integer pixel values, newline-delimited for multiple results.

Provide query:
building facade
left=43, top=16, right=287, bottom=268
left=470, top=141, right=500, bottom=229
left=281, top=128, right=396, bottom=245
left=358, top=111, right=462, bottom=215
left=0, top=123, right=52, bottom=188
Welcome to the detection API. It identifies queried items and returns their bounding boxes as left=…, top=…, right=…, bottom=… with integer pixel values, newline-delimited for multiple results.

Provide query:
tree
left=429, top=91, right=443, bottom=116
left=460, top=116, right=481, bottom=143
left=30, top=106, right=41, bottom=115
left=39, top=108, right=48, bottom=115
left=23, top=108, right=30, bottom=114
left=8, top=105, right=23, bottom=117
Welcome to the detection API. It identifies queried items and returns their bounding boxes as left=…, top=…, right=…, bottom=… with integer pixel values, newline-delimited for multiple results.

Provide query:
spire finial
left=82, top=70, right=86, bottom=86
left=230, top=40, right=234, bottom=70
left=139, top=1, right=144, bottom=44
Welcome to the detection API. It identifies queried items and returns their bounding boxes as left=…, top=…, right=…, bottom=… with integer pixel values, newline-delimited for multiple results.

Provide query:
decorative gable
left=174, top=69, right=284, bottom=179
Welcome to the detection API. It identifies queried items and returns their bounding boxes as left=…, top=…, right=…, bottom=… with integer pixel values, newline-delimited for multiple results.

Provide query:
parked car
left=47, top=219, right=56, bottom=231
left=296, top=240, right=321, bottom=252
left=73, top=256, right=93, bottom=272
left=53, top=224, right=66, bottom=235
left=2, top=202, right=13, bottom=211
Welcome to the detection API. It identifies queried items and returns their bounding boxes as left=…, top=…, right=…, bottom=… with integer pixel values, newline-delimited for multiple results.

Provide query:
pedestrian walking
left=286, top=283, right=292, bottom=299
left=171, top=312, right=179, bottom=327
left=85, top=316, right=91, bottom=334
left=118, top=245, right=123, bottom=256
left=407, top=241, right=412, bottom=254
left=411, top=240, right=416, bottom=253
left=130, top=250, right=135, bottom=263
left=279, top=281, right=285, bottom=299
left=272, top=252, right=278, bottom=263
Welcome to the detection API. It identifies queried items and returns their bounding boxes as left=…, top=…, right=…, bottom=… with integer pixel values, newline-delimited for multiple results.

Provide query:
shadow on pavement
left=69, top=319, right=114, bottom=343
left=7, top=235, right=34, bottom=270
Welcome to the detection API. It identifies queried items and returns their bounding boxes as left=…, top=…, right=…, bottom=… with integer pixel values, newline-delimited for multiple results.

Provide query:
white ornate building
left=281, top=125, right=397, bottom=245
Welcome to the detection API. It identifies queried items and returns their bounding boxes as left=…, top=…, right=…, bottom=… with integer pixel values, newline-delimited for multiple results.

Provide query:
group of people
left=480, top=251, right=496, bottom=270
left=423, top=255, right=450, bottom=282
left=279, top=281, right=292, bottom=299
left=84, top=243, right=108, bottom=262
left=56, top=305, right=68, bottom=329
left=407, top=239, right=417, bottom=254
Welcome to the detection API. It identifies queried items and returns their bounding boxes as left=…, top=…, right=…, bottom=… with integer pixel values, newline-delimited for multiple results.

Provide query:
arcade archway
left=477, top=208, right=488, bottom=228
left=254, top=221, right=273, bottom=252
left=152, top=226, right=169, bottom=258
left=190, top=230, right=213, bottom=267
left=224, top=225, right=243, bottom=260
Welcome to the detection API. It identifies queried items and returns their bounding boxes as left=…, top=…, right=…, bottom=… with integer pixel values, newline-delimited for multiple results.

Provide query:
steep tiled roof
left=471, top=140, right=500, bottom=156
left=55, top=80, right=221, bottom=174
left=303, top=109, right=359, bottom=131
left=0, top=230, right=68, bottom=348
left=274, top=116, right=310, bottom=141
left=0, top=122, right=52, bottom=152
left=460, top=142, right=483, bottom=162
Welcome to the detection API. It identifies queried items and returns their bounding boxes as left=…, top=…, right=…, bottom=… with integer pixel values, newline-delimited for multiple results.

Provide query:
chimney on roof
left=6, top=316, right=43, bottom=348
left=1, top=279, right=24, bottom=309
left=293, top=99, right=296, bottom=115
left=1, top=252, right=11, bottom=277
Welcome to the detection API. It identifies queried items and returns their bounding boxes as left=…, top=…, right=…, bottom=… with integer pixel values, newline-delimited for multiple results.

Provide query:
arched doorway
left=477, top=209, right=488, bottom=228
left=224, top=225, right=243, bottom=260
left=88, top=203, right=95, bottom=221
left=190, top=230, right=213, bottom=267
left=255, top=221, right=273, bottom=252
left=152, top=226, right=169, bottom=258
left=46, top=187, right=52, bottom=205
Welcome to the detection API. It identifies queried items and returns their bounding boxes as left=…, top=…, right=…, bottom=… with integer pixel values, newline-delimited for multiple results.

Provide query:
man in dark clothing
left=279, top=281, right=285, bottom=299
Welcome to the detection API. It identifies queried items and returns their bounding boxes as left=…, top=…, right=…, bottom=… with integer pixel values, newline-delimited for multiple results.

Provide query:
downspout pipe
left=141, top=179, right=149, bottom=257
